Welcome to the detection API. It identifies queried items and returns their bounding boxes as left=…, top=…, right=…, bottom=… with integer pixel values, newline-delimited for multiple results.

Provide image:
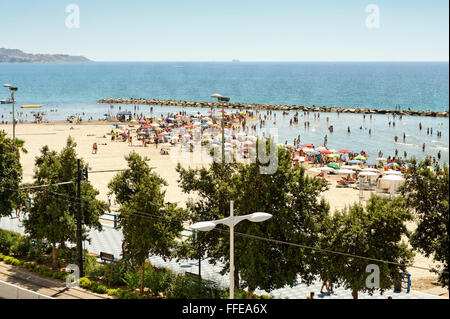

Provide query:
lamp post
left=3, top=84, right=18, bottom=140
left=190, top=200, right=272, bottom=299
left=211, top=93, right=230, bottom=164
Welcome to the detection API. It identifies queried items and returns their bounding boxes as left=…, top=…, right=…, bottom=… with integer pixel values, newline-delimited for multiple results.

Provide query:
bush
left=10, top=236, right=32, bottom=258
left=0, top=229, right=21, bottom=254
left=144, top=266, right=172, bottom=295
left=103, top=260, right=133, bottom=287
left=57, top=247, right=77, bottom=266
left=165, top=274, right=219, bottom=299
left=84, top=255, right=106, bottom=279
left=123, top=270, right=141, bottom=291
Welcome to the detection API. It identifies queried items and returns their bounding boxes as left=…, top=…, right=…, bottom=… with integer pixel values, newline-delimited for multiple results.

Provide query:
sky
left=0, top=0, right=448, bottom=61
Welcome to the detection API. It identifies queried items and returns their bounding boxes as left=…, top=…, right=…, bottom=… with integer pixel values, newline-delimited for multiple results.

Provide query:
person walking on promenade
left=92, top=143, right=98, bottom=154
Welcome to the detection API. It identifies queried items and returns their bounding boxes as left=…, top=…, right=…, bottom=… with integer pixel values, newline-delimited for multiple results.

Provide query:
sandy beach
left=1, top=120, right=448, bottom=298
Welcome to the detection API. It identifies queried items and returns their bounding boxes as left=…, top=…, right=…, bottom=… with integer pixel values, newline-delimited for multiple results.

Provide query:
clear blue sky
left=0, top=0, right=448, bottom=61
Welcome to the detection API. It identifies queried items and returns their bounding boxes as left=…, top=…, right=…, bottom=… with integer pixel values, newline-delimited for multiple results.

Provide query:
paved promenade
left=0, top=216, right=443, bottom=299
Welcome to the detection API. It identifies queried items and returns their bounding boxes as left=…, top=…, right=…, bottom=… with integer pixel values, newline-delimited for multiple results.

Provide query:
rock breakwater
left=98, top=98, right=449, bottom=117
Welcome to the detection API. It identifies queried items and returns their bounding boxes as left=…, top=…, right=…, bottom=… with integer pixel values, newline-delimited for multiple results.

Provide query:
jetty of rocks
left=98, top=98, right=449, bottom=117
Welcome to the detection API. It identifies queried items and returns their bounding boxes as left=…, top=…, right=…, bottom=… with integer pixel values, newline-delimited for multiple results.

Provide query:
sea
left=0, top=62, right=448, bottom=164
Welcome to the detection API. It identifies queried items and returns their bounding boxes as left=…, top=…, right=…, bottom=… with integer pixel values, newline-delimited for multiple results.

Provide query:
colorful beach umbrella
left=328, top=163, right=340, bottom=169
left=339, top=149, right=351, bottom=153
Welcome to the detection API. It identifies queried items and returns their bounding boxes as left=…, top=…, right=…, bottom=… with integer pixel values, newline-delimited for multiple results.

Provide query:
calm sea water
left=0, top=62, right=448, bottom=163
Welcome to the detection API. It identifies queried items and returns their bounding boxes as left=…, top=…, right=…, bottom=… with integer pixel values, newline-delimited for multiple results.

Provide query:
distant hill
left=0, top=48, right=92, bottom=63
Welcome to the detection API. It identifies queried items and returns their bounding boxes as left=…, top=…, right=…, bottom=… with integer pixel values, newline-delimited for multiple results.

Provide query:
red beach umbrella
left=339, top=149, right=351, bottom=153
left=302, top=144, right=313, bottom=148
left=320, top=150, right=332, bottom=154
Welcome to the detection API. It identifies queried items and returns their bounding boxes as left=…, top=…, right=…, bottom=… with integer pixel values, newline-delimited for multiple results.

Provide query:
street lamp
left=3, top=84, right=18, bottom=140
left=190, top=201, right=272, bottom=299
left=211, top=93, right=230, bottom=164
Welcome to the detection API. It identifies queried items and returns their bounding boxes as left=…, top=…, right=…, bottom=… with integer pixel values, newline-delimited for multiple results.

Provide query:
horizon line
left=92, top=60, right=449, bottom=63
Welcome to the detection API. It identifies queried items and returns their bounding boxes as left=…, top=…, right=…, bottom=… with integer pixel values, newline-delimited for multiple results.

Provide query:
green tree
left=0, top=132, right=26, bottom=217
left=398, top=159, right=449, bottom=287
left=322, top=195, right=414, bottom=299
left=23, top=137, right=107, bottom=269
left=176, top=141, right=330, bottom=297
left=108, top=152, right=186, bottom=295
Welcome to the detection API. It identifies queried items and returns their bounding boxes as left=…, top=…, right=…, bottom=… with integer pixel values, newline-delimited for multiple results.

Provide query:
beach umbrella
left=387, top=162, right=400, bottom=169
left=361, top=168, right=379, bottom=172
left=302, top=148, right=315, bottom=153
left=335, top=169, right=355, bottom=175
left=328, top=163, right=340, bottom=169
left=240, top=111, right=246, bottom=114
left=354, top=155, right=366, bottom=161
left=316, top=146, right=327, bottom=151
left=302, top=144, right=314, bottom=148
left=319, top=166, right=335, bottom=172
left=327, top=154, right=340, bottom=158
left=381, top=174, right=404, bottom=181
left=376, top=157, right=387, bottom=162
left=348, top=160, right=362, bottom=164
left=339, top=149, right=351, bottom=153
left=341, top=165, right=357, bottom=169
left=320, top=150, right=332, bottom=154
left=359, top=171, right=378, bottom=177
left=310, top=151, right=320, bottom=155
left=384, top=170, right=403, bottom=176
left=328, top=149, right=338, bottom=153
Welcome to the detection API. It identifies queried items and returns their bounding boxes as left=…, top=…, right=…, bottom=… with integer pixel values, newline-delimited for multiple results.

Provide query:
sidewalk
left=0, top=261, right=111, bottom=299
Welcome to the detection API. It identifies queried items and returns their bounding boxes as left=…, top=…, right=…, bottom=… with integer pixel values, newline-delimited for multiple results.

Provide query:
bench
left=401, top=272, right=411, bottom=293
left=99, top=252, right=115, bottom=263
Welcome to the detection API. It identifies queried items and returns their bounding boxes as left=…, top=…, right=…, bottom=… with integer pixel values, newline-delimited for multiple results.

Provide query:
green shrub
left=103, top=260, right=133, bottom=287
left=84, top=255, right=106, bottom=279
left=0, top=229, right=21, bottom=254
left=165, top=274, right=214, bottom=299
left=144, top=266, right=172, bottom=295
left=123, top=270, right=141, bottom=291
left=10, top=236, right=32, bottom=257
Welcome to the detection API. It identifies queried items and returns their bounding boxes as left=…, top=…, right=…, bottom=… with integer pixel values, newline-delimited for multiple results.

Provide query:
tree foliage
left=319, top=195, right=414, bottom=299
left=0, top=132, right=26, bottom=217
left=398, top=158, right=449, bottom=286
left=23, top=137, right=107, bottom=269
left=108, top=152, right=186, bottom=294
left=176, top=141, right=330, bottom=297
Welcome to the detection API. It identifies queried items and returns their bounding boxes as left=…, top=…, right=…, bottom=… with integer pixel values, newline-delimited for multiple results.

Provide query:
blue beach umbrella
left=310, top=151, right=320, bottom=155
left=349, top=160, right=362, bottom=164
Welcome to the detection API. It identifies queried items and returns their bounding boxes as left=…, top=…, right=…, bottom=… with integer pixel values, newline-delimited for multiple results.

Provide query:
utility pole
left=76, top=159, right=88, bottom=277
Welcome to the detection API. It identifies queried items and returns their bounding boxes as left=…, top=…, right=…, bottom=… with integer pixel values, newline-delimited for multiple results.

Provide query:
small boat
left=21, top=105, right=42, bottom=109
left=1, top=98, right=13, bottom=104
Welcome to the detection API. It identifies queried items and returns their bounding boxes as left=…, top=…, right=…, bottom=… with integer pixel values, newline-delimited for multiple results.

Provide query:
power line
left=98, top=208, right=449, bottom=275
left=5, top=187, right=447, bottom=275
left=19, top=181, right=75, bottom=190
